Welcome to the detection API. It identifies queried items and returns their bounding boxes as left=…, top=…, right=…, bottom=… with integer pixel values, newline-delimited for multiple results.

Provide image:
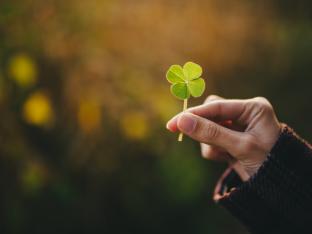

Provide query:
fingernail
left=166, top=122, right=169, bottom=129
left=167, top=115, right=178, bottom=124
left=166, top=115, right=179, bottom=131
left=166, top=122, right=172, bottom=131
left=178, top=114, right=197, bottom=134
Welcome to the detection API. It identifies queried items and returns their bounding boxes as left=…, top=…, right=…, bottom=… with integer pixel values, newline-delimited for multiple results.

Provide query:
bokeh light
left=78, top=99, right=102, bottom=133
left=120, top=111, right=148, bottom=140
left=8, top=53, right=37, bottom=88
left=22, top=91, right=54, bottom=127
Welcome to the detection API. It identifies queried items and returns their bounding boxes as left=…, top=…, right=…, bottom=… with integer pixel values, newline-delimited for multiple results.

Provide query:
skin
left=166, top=95, right=281, bottom=179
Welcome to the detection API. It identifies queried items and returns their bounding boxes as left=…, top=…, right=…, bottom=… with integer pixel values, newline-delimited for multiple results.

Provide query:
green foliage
left=170, top=83, right=190, bottom=100
left=166, top=65, right=185, bottom=83
left=183, top=62, right=203, bottom=81
left=158, top=143, right=207, bottom=203
left=166, top=62, right=205, bottom=100
left=188, top=78, right=205, bottom=97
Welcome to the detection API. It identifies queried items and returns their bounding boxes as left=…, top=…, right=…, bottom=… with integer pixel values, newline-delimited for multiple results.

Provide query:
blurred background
left=0, top=0, right=312, bottom=233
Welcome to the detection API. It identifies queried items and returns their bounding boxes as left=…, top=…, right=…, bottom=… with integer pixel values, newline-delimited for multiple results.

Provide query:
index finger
left=166, top=99, right=247, bottom=132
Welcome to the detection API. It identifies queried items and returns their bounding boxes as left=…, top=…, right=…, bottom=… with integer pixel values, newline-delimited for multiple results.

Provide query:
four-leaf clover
left=166, top=61, right=205, bottom=100
left=166, top=61, right=206, bottom=141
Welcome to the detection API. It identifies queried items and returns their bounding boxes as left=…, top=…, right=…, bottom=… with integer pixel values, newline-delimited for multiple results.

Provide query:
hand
left=166, top=95, right=281, bottom=177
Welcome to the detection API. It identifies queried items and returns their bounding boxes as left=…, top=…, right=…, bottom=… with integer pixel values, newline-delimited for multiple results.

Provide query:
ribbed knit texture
left=214, top=125, right=312, bottom=234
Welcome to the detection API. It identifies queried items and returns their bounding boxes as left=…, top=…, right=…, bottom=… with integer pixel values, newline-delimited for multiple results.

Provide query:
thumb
left=177, top=113, right=243, bottom=155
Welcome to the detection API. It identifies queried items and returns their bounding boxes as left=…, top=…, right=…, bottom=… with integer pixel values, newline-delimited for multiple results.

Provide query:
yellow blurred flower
left=8, top=53, right=37, bottom=87
left=23, top=91, right=54, bottom=127
left=78, top=99, right=102, bottom=133
left=120, top=111, right=148, bottom=140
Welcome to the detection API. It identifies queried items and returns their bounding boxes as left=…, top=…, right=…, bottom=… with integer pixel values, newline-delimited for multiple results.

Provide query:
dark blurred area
left=0, top=0, right=311, bottom=233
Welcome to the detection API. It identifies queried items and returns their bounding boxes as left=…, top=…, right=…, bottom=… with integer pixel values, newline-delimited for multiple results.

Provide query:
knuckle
left=201, top=147, right=212, bottom=159
left=201, top=144, right=213, bottom=159
left=201, top=145, right=218, bottom=160
left=205, top=95, right=221, bottom=103
left=203, top=123, right=219, bottom=140
left=250, top=97, right=274, bottom=113
left=253, top=96, right=268, bottom=103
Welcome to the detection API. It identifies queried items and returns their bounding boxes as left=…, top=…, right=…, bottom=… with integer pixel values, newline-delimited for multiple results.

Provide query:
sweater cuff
left=214, top=124, right=312, bottom=233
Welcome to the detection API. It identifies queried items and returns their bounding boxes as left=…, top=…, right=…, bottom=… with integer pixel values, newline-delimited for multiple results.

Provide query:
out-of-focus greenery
left=0, top=0, right=312, bottom=233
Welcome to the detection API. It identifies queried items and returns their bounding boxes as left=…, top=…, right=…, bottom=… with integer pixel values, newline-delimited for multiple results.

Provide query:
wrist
left=240, top=121, right=282, bottom=177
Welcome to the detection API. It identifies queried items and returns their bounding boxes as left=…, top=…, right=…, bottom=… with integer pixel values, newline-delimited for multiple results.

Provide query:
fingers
left=201, top=95, right=229, bottom=161
left=167, top=99, right=247, bottom=132
left=232, top=162, right=250, bottom=181
left=166, top=94, right=224, bottom=132
left=177, top=112, right=244, bottom=155
left=166, top=94, right=223, bottom=132
left=204, top=94, right=224, bottom=103
left=189, top=99, right=246, bottom=121
left=201, top=144, right=231, bottom=161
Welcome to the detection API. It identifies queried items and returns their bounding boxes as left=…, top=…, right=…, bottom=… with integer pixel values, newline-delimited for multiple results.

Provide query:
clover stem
left=178, top=99, right=188, bottom=142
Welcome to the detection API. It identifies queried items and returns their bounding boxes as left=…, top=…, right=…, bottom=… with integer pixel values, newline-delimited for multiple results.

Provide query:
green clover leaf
left=188, top=78, right=205, bottom=97
left=170, top=83, right=190, bottom=100
left=183, top=61, right=202, bottom=81
left=166, top=62, right=206, bottom=141
left=166, top=65, right=184, bottom=83
left=166, top=61, right=205, bottom=100
left=166, top=61, right=206, bottom=141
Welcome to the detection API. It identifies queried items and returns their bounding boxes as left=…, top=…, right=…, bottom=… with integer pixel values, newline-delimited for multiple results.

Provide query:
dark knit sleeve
left=214, top=125, right=312, bottom=234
